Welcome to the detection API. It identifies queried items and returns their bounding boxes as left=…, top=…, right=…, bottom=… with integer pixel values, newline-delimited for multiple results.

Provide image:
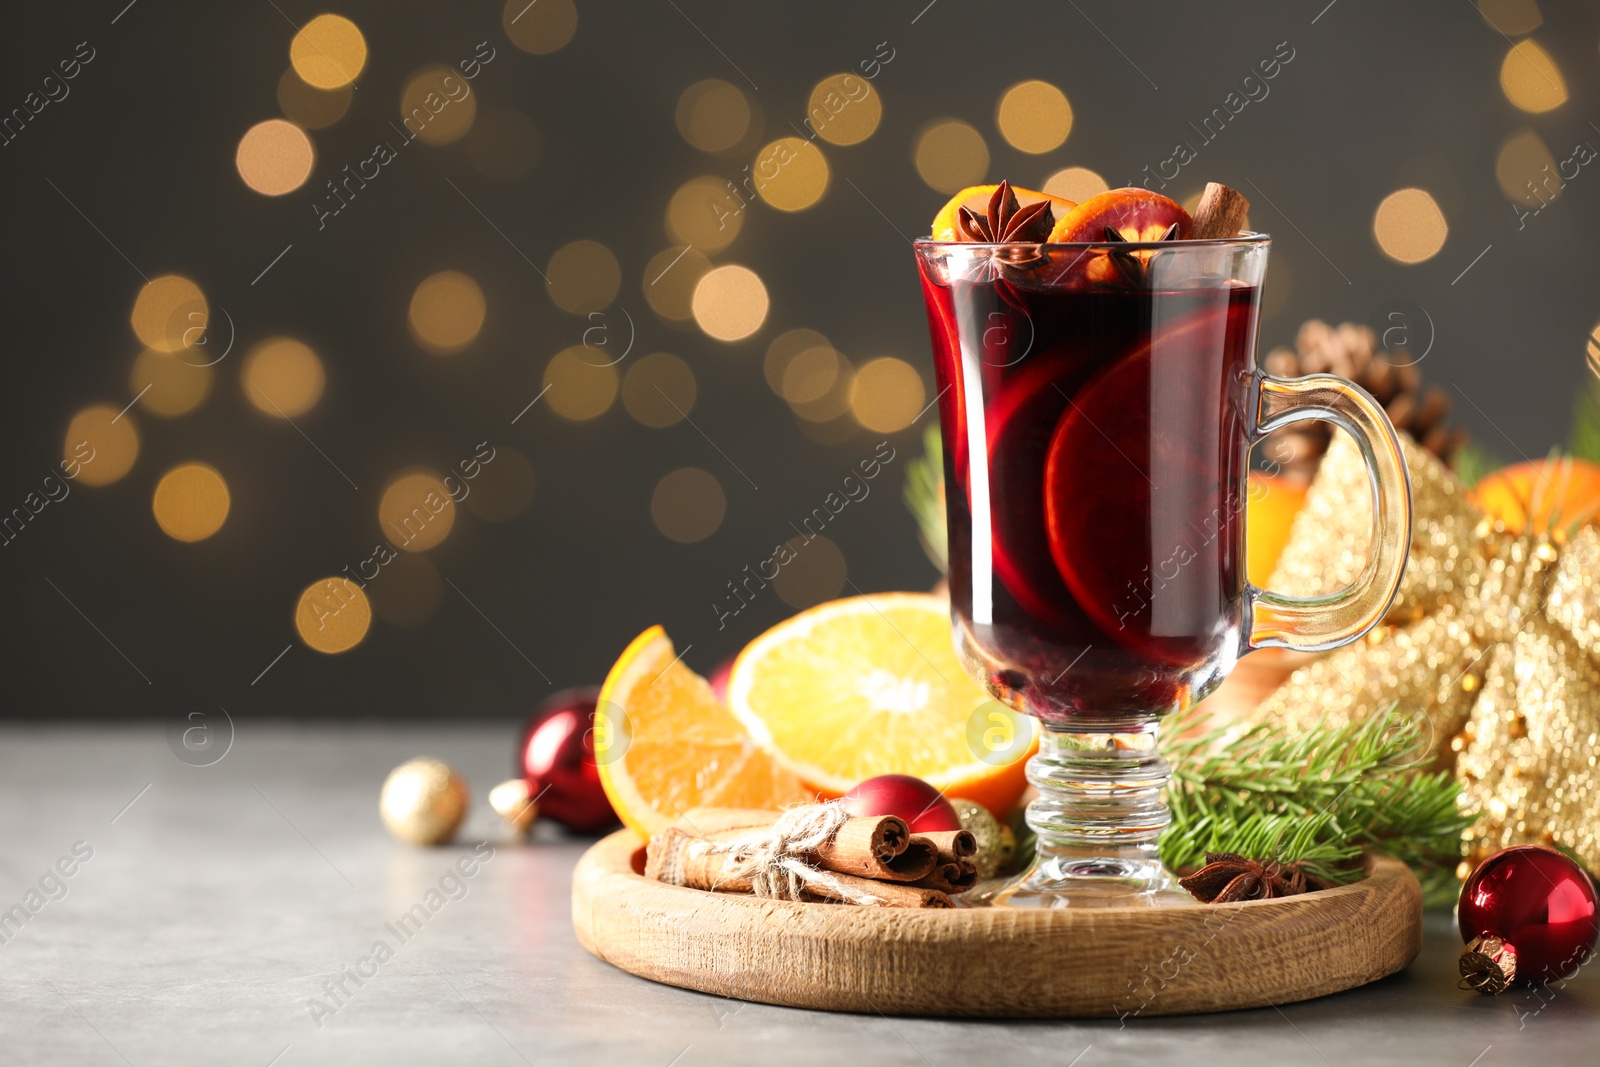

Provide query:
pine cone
left=1259, top=319, right=1467, bottom=484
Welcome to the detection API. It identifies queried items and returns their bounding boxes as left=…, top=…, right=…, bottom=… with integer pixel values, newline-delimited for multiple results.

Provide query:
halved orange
left=930, top=184, right=1075, bottom=241
left=727, top=593, right=1035, bottom=817
left=596, top=626, right=811, bottom=838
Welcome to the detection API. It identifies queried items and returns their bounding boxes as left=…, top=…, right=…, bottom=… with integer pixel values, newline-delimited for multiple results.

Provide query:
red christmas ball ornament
left=515, top=687, right=618, bottom=834
left=841, top=774, right=961, bottom=833
left=1457, top=845, right=1598, bottom=993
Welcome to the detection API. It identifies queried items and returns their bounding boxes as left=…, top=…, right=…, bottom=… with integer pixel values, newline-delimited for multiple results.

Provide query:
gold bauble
left=952, top=798, right=1012, bottom=880
left=380, top=757, right=469, bottom=845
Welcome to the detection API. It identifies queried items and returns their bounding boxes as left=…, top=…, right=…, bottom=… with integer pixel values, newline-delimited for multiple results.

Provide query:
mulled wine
left=918, top=259, right=1259, bottom=724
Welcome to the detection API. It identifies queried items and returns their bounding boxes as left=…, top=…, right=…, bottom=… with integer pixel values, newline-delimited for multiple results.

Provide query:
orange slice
left=727, top=593, right=1035, bottom=816
left=930, top=184, right=1075, bottom=241
left=1046, top=187, right=1191, bottom=243
left=596, top=626, right=811, bottom=838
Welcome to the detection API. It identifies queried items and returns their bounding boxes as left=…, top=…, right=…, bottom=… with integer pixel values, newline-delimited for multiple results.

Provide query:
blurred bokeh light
left=243, top=338, right=326, bottom=418
left=289, top=14, right=367, bottom=89
left=64, top=405, right=138, bottom=487
left=408, top=271, right=486, bottom=355
left=131, top=349, right=212, bottom=417
left=692, top=265, right=768, bottom=341
left=295, top=577, right=371, bottom=653
left=236, top=119, right=315, bottom=196
left=677, top=79, right=752, bottom=153
left=1372, top=188, right=1448, bottom=264
left=543, top=346, right=619, bottom=421
left=546, top=240, right=621, bottom=314
left=996, top=80, right=1072, bottom=154
left=622, top=353, right=697, bottom=428
left=914, top=119, right=989, bottom=193
left=152, top=463, right=230, bottom=542
left=651, top=468, right=725, bottom=543
left=379, top=471, right=457, bottom=552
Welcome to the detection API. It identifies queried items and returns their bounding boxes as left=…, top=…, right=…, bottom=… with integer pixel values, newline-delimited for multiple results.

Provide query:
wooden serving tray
left=572, top=830, right=1422, bottom=1017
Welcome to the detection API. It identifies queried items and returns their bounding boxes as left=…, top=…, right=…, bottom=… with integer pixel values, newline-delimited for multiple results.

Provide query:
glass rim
left=913, top=230, right=1271, bottom=251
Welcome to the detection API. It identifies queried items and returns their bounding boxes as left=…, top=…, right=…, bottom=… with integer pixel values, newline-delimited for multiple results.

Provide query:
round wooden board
left=572, top=830, right=1422, bottom=1018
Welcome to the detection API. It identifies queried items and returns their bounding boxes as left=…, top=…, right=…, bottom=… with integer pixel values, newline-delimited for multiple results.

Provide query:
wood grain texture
left=572, top=830, right=1422, bottom=1018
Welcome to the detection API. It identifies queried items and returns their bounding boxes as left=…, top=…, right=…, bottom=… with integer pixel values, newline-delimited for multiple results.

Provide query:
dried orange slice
left=930, top=184, right=1074, bottom=241
left=596, top=626, right=811, bottom=838
left=727, top=593, right=1035, bottom=816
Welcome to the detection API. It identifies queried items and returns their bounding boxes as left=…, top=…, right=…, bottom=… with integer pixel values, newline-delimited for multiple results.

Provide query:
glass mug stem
left=1021, top=720, right=1171, bottom=894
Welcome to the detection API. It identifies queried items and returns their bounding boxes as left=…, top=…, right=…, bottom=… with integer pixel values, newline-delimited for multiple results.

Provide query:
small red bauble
left=841, top=774, right=961, bottom=833
left=1458, top=845, right=1597, bottom=986
left=518, top=687, right=618, bottom=834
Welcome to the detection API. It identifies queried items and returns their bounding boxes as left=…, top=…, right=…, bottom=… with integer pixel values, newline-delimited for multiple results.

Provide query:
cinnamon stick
left=645, top=826, right=950, bottom=907
left=674, top=806, right=937, bottom=882
left=915, top=830, right=976, bottom=864
left=1189, top=182, right=1250, bottom=240
left=910, top=860, right=978, bottom=895
left=803, top=873, right=952, bottom=909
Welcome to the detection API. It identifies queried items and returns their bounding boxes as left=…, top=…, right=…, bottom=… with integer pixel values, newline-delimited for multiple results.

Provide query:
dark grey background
left=2, top=0, right=1596, bottom=720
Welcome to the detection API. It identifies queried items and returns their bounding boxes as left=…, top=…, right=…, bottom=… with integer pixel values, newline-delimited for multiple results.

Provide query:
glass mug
left=914, top=234, right=1411, bottom=906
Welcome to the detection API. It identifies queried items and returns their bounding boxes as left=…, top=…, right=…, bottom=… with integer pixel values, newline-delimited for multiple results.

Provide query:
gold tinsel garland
left=1254, top=432, right=1600, bottom=872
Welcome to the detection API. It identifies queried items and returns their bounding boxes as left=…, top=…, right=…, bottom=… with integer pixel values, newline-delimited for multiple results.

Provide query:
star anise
left=1101, top=222, right=1181, bottom=287
left=956, top=180, right=1055, bottom=243
left=1177, top=851, right=1331, bottom=903
left=953, top=181, right=1055, bottom=283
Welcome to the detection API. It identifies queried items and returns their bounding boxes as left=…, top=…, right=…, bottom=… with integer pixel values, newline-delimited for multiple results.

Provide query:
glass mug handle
left=1246, top=373, right=1413, bottom=651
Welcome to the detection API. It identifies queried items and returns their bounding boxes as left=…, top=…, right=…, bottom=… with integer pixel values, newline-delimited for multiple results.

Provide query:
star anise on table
left=1177, top=851, right=1332, bottom=903
left=1101, top=222, right=1181, bottom=287
left=955, top=180, right=1054, bottom=283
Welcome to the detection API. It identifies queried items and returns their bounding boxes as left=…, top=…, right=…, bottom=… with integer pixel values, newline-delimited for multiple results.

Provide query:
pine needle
left=1160, top=705, right=1470, bottom=906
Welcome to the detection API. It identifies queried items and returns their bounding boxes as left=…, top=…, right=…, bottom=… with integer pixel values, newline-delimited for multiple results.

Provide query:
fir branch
left=1160, top=705, right=1470, bottom=906
left=903, top=423, right=948, bottom=574
left=1570, top=376, right=1600, bottom=464
left=1451, top=440, right=1501, bottom=490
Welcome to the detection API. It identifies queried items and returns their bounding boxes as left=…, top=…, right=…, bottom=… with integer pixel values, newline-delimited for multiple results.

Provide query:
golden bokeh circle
left=242, top=337, right=326, bottom=418
left=368, top=553, right=443, bottom=628
left=290, top=14, right=367, bottom=89
left=503, top=0, right=578, bottom=54
left=295, top=576, right=371, bottom=654
left=651, top=468, right=726, bottom=543
left=676, top=79, right=752, bottom=153
left=642, top=245, right=712, bottom=321
left=462, top=446, right=535, bottom=522
left=997, top=80, right=1073, bottom=154
left=692, top=265, right=768, bottom=342
left=65, top=405, right=138, bottom=487
left=408, top=271, right=486, bottom=355
left=380, top=471, right=457, bottom=552
left=1496, top=129, right=1559, bottom=206
left=131, top=275, right=208, bottom=354
left=773, top=534, right=847, bottom=609
left=781, top=345, right=843, bottom=404
left=543, top=346, right=620, bottom=421
left=666, top=176, right=743, bottom=253
left=399, top=65, right=477, bottom=146
left=914, top=119, right=989, bottom=193
left=547, top=240, right=621, bottom=314
left=753, top=137, right=830, bottom=211
left=131, top=349, right=212, bottom=417
left=850, top=357, right=926, bottom=433
left=277, top=68, right=352, bottom=129
left=465, top=107, right=540, bottom=181
left=623, top=353, right=697, bottom=428
left=1500, top=40, right=1567, bottom=114
left=764, top=328, right=832, bottom=395
left=152, top=463, right=230, bottom=542
left=1042, top=165, right=1107, bottom=203
left=807, top=74, right=882, bottom=146
left=1372, top=188, right=1449, bottom=264
left=791, top=353, right=855, bottom=423
left=236, top=119, right=315, bottom=196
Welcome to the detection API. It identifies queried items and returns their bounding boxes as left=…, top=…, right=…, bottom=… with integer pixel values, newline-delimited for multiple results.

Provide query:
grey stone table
left=1, top=723, right=1595, bottom=1066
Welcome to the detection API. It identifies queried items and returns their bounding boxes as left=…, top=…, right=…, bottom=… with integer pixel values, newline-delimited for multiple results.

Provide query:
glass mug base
left=965, top=719, right=1188, bottom=908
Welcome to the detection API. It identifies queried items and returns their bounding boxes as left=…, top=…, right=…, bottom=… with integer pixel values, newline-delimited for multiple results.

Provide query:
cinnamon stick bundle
left=643, top=802, right=957, bottom=908
left=910, top=860, right=978, bottom=895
